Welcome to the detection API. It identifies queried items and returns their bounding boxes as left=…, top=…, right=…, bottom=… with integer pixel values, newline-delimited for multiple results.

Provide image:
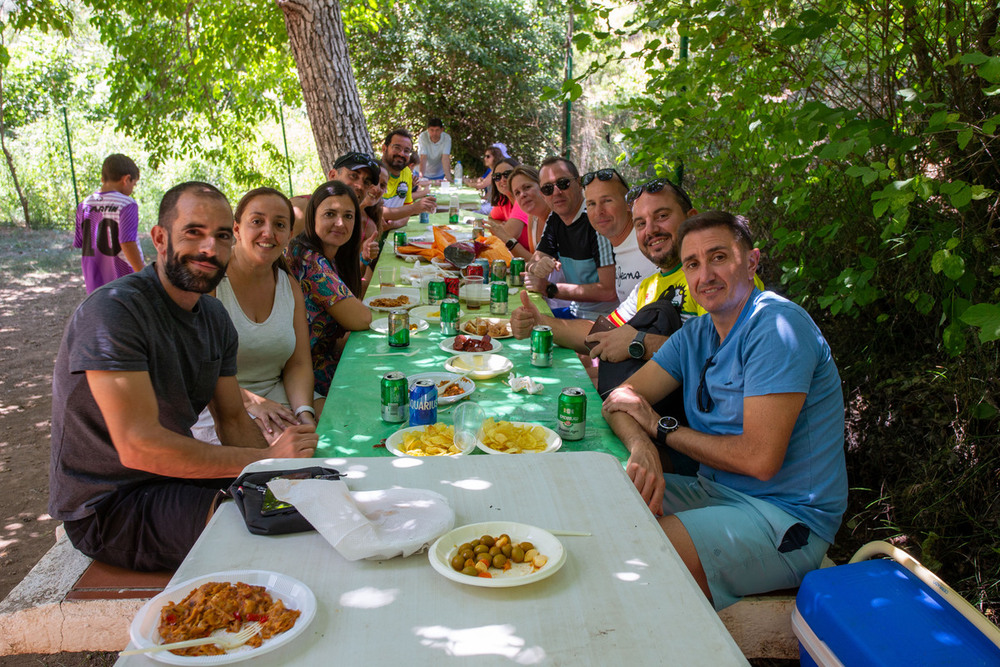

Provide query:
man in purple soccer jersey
left=73, top=154, right=145, bottom=293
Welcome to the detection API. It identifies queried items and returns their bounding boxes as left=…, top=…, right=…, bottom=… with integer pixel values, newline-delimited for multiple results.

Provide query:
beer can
left=428, top=279, right=446, bottom=305
left=490, top=281, right=509, bottom=315
left=509, top=257, right=525, bottom=286
left=419, top=211, right=430, bottom=224
left=388, top=310, right=410, bottom=348
left=440, top=298, right=460, bottom=335
left=381, top=371, right=408, bottom=423
left=473, top=258, right=491, bottom=282
left=490, top=259, right=508, bottom=283
left=531, top=324, right=554, bottom=367
left=557, top=387, right=587, bottom=441
left=394, top=231, right=407, bottom=249
left=409, top=379, right=438, bottom=426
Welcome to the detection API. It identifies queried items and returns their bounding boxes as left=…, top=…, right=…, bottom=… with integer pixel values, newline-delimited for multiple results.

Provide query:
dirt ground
left=0, top=228, right=118, bottom=665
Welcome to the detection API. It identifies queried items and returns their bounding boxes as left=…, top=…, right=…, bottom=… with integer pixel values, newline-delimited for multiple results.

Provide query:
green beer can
left=557, top=387, right=587, bottom=441
left=531, top=324, right=554, bottom=367
left=490, top=281, right=509, bottom=315
left=428, top=279, right=446, bottom=305
left=381, top=371, right=408, bottom=423
left=394, top=231, right=407, bottom=249
left=388, top=309, right=410, bottom=347
left=509, top=257, right=525, bottom=286
left=440, top=297, right=460, bottom=335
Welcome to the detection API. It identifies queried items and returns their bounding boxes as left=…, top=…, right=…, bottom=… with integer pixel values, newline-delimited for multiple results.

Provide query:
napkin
left=267, top=478, right=455, bottom=561
left=509, top=375, right=543, bottom=394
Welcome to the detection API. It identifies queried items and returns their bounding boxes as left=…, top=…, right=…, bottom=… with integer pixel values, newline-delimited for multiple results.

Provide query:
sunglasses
left=696, top=355, right=716, bottom=413
left=337, top=152, right=380, bottom=171
left=625, top=177, right=693, bottom=211
left=580, top=168, right=628, bottom=189
left=540, top=178, right=573, bottom=196
left=493, top=170, right=513, bottom=181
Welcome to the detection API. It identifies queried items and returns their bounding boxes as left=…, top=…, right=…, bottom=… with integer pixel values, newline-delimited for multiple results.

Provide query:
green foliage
left=348, top=0, right=566, bottom=171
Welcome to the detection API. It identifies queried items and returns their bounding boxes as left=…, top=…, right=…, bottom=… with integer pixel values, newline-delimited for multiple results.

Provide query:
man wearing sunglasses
left=380, top=128, right=436, bottom=227
left=526, top=156, right=617, bottom=319
left=602, top=211, right=846, bottom=612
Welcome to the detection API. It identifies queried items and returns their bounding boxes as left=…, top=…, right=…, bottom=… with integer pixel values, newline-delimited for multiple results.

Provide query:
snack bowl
left=439, top=335, right=503, bottom=356
left=444, top=354, right=514, bottom=380
left=460, top=316, right=513, bottom=339
left=385, top=424, right=478, bottom=457
left=477, top=422, right=562, bottom=455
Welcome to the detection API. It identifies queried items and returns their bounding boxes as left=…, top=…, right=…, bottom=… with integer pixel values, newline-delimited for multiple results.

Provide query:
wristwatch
left=628, top=331, right=647, bottom=359
left=505, top=238, right=518, bottom=250
left=545, top=283, right=558, bottom=299
left=655, top=416, right=679, bottom=445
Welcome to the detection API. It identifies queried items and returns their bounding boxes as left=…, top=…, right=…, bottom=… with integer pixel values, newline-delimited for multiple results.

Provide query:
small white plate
left=411, top=304, right=463, bottom=323
left=428, top=522, right=566, bottom=588
left=370, top=317, right=429, bottom=334
left=408, top=372, right=475, bottom=404
left=459, top=317, right=513, bottom=339
left=444, top=354, right=513, bottom=380
left=439, top=335, right=502, bottom=355
left=364, top=288, right=420, bottom=312
left=385, top=424, right=478, bottom=457
left=477, top=422, right=562, bottom=455
left=128, top=570, right=316, bottom=665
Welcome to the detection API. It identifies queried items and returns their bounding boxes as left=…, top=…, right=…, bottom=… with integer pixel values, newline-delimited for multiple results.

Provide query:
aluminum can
left=472, top=221, right=485, bottom=239
left=440, top=298, right=460, bottom=335
left=557, top=387, right=587, bottom=441
left=490, top=259, right=508, bottom=283
left=394, top=231, right=407, bottom=249
left=531, top=325, right=554, bottom=367
left=473, top=258, right=491, bottom=282
left=465, top=263, right=484, bottom=279
left=419, top=211, right=430, bottom=224
left=509, top=257, right=525, bottom=286
left=380, top=371, right=408, bottom=423
left=409, top=379, right=438, bottom=426
left=490, top=281, right=509, bottom=315
left=388, top=310, right=410, bottom=348
left=444, top=276, right=460, bottom=298
left=428, top=279, right=446, bottom=305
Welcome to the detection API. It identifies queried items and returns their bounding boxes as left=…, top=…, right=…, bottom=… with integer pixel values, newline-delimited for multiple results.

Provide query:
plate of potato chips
left=476, top=419, right=562, bottom=455
left=385, top=423, right=478, bottom=457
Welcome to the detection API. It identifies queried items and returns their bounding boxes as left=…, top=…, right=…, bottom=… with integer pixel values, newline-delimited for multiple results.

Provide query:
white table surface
left=116, top=452, right=747, bottom=666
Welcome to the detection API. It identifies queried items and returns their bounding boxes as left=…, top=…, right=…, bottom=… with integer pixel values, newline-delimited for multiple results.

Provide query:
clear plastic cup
left=462, top=276, right=484, bottom=310
left=452, top=401, right=485, bottom=453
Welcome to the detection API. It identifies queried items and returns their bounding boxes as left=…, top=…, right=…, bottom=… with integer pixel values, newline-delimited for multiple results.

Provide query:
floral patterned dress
left=286, top=243, right=355, bottom=396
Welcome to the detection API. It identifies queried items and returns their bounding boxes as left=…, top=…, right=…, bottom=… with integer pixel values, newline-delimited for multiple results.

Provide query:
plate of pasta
left=128, top=570, right=316, bottom=664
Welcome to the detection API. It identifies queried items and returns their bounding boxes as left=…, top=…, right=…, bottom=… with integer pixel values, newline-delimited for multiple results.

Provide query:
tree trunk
left=0, top=39, right=31, bottom=229
left=277, top=0, right=372, bottom=176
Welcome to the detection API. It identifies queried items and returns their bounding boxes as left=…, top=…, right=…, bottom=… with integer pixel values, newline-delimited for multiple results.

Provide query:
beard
left=646, top=236, right=679, bottom=270
left=163, top=236, right=227, bottom=294
left=386, top=153, right=407, bottom=171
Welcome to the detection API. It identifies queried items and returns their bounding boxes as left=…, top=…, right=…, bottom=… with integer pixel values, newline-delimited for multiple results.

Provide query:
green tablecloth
left=314, top=211, right=628, bottom=462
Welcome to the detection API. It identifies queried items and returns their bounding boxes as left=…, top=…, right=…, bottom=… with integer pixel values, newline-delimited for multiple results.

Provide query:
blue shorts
left=662, top=474, right=830, bottom=610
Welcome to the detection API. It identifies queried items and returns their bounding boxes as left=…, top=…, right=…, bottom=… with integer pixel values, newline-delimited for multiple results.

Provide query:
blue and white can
left=409, top=379, right=438, bottom=426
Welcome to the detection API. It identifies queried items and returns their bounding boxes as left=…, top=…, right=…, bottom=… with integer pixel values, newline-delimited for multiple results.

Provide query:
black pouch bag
left=597, top=286, right=699, bottom=476
left=226, top=467, right=342, bottom=536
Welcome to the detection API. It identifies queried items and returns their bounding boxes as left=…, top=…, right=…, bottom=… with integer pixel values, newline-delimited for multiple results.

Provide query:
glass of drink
left=378, top=267, right=396, bottom=288
left=452, top=401, right=485, bottom=453
left=462, top=276, right=484, bottom=310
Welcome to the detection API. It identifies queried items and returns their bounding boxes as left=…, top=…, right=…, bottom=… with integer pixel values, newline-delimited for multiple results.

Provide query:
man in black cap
left=328, top=151, right=382, bottom=204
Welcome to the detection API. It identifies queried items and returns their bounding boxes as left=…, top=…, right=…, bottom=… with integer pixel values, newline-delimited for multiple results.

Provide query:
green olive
left=492, top=553, right=507, bottom=568
left=511, top=546, right=524, bottom=563
left=501, top=544, right=513, bottom=557
left=458, top=542, right=472, bottom=553
left=480, top=535, right=496, bottom=547
left=519, top=542, right=534, bottom=552
left=489, top=545, right=501, bottom=556
left=469, top=539, right=481, bottom=548
left=451, top=554, right=466, bottom=571
left=460, top=548, right=475, bottom=561
left=461, top=566, right=479, bottom=577
left=474, top=544, right=490, bottom=554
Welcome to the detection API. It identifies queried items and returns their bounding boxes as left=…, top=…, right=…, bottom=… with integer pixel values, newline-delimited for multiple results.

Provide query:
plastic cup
left=378, top=267, right=396, bottom=288
left=462, top=276, right=484, bottom=310
left=452, top=401, right=485, bottom=452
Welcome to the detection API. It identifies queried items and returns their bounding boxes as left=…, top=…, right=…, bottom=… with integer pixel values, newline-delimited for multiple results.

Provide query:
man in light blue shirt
left=603, top=210, right=847, bottom=610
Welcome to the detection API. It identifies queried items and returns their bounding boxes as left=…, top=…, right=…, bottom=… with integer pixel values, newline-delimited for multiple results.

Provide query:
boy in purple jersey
left=73, top=154, right=145, bottom=293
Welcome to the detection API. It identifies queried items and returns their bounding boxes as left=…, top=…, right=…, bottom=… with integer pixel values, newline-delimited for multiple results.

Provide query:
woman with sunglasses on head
left=286, top=180, right=373, bottom=397
left=191, top=187, right=319, bottom=446
left=487, top=165, right=548, bottom=259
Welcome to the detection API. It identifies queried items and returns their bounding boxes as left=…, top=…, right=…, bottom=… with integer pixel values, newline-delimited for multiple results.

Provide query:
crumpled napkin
left=509, top=375, right=543, bottom=394
left=267, top=478, right=454, bottom=561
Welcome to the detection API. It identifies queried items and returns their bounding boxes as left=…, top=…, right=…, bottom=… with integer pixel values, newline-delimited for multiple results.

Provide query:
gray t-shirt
left=48, top=264, right=239, bottom=521
left=418, top=130, right=452, bottom=178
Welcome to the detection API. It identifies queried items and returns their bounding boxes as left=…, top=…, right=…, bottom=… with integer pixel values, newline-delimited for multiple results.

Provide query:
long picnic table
left=313, top=208, right=628, bottom=462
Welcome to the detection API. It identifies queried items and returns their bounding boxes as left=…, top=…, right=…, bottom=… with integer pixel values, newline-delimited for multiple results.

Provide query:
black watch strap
left=655, top=416, right=679, bottom=446
left=545, top=283, right=558, bottom=299
left=505, top=237, right=518, bottom=250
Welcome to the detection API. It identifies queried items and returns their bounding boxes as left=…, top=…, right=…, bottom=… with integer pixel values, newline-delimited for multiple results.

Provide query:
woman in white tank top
left=192, top=188, right=318, bottom=444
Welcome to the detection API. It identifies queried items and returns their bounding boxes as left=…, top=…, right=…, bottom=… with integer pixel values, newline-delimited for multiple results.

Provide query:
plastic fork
left=119, top=621, right=262, bottom=656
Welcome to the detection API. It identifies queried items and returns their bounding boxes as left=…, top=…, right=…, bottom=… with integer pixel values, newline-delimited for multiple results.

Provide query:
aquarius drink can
left=388, top=310, right=410, bottom=347
left=381, top=371, right=408, bottom=423
left=490, top=259, right=507, bottom=283
left=509, top=257, right=525, bottom=286
left=409, top=379, right=438, bottom=426
left=419, top=211, right=430, bottom=224
left=440, top=297, right=460, bottom=335
left=531, top=325, right=554, bottom=367
left=428, top=279, right=446, bottom=305
left=557, top=387, right=587, bottom=441
left=490, top=281, right=509, bottom=315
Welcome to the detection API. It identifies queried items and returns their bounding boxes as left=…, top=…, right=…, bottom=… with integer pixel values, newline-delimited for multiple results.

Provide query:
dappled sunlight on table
left=440, top=477, right=492, bottom=491
left=392, top=457, right=425, bottom=469
left=413, top=623, right=545, bottom=662
left=340, top=586, right=399, bottom=609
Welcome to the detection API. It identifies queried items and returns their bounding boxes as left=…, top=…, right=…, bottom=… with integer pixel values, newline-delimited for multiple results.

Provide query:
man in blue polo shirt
left=602, top=210, right=847, bottom=610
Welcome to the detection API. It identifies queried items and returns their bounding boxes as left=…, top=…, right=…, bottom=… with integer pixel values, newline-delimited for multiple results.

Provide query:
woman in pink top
left=488, top=165, right=549, bottom=260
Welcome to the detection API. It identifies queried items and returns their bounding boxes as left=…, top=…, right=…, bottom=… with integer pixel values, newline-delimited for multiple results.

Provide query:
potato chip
left=401, top=423, right=461, bottom=456
left=480, top=419, right=548, bottom=453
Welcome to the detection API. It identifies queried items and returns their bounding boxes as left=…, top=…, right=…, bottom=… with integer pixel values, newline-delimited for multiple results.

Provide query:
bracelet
left=294, top=405, right=316, bottom=418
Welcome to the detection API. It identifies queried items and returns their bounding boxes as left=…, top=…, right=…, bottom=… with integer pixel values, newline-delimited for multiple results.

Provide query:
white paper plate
left=459, top=316, right=513, bottom=339
left=439, top=335, right=503, bottom=355
left=364, top=288, right=420, bottom=311
left=128, top=570, right=316, bottom=665
left=411, top=305, right=463, bottom=323
left=428, top=522, right=566, bottom=588
left=476, top=422, right=562, bottom=455
left=408, top=372, right=475, bottom=405
left=385, top=424, right=478, bottom=457
left=444, top=354, right=514, bottom=380
left=370, top=317, right=429, bottom=334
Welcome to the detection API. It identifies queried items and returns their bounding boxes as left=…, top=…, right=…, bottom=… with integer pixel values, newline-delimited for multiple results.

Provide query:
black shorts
left=63, top=478, right=232, bottom=571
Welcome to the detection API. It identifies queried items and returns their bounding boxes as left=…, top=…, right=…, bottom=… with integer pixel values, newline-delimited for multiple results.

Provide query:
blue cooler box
left=793, top=558, right=1000, bottom=666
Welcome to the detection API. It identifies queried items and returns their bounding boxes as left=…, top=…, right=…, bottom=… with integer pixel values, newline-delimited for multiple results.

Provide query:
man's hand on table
left=511, top=291, right=542, bottom=339
left=268, top=424, right=319, bottom=458
left=587, top=324, right=638, bottom=363
left=603, top=385, right=665, bottom=515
